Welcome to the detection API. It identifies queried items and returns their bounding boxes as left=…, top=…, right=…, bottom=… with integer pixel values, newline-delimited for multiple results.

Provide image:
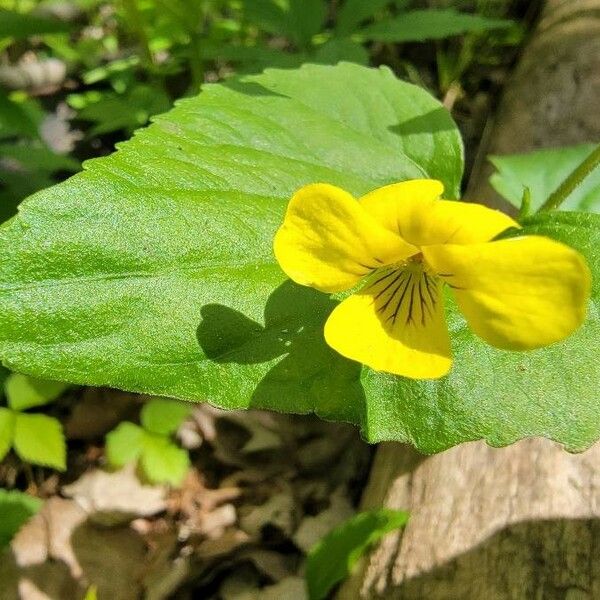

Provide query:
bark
left=337, top=1, right=600, bottom=598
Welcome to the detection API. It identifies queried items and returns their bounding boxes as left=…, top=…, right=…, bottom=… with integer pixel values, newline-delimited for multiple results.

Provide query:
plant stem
left=539, top=143, right=600, bottom=212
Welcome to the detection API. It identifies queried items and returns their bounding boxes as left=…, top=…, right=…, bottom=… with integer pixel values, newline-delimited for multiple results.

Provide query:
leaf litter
left=0, top=389, right=372, bottom=599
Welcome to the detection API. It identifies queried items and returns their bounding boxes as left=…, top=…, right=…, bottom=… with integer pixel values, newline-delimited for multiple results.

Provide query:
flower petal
left=422, top=237, right=592, bottom=350
left=360, top=180, right=518, bottom=245
left=274, top=184, right=417, bottom=293
left=324, top=268, right=452, bottom=379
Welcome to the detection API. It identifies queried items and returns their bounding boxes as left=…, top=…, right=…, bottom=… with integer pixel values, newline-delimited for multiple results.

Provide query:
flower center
left=364, top=261, right=439, bottom=328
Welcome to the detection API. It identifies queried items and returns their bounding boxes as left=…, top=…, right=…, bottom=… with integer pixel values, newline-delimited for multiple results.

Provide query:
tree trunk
left=337, top=1, right=600, bottom=598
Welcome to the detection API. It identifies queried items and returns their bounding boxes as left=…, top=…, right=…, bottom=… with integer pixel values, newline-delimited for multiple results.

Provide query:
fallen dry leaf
left=11, top=498, right=87, bottom=577
left=63, top=465, right=167, bottom=525
left=293, top=487, right=354, bottom=553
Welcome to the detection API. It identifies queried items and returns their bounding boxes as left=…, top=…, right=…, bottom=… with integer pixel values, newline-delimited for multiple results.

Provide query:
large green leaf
left=489, top=144, right=600, bottom=213
left=359, top=9, right=512, bottom=43
left=0, top=65, right=463, bottom=445
left=2, top=63, right=597, bottom=453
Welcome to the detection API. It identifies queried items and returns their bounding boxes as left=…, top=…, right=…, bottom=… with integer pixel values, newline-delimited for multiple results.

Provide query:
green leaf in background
left=359, top=9, right=512, bottom=43
left=0, top=9, right=71, bottom=40
left=141, top=398, right=192, bottom=436
left=0, top=91, right=39, bottom=139
left=105, top=421, right=145, bottom=467
left=489, top=144, right=600, bottom=213
left=2, top=63, right=598, bottom=453
left=5, top=373, right=70, bottom=411
left=243, top=0, right=327, bottom=49
left=287, top=0, right=328, bottom=49
left=306, top=509, right=409, bottom=600
left=0, top=489, right=42, bottom=548
left=336, top=0, right=391, bottom=36
left=13, top=413, right=66, bottom=470
left=311, top=39, right=369, bottom=66
left=0, top=366, right=9, bottom=394
left=0, top=408, right=16, bottom=461
left=140, top=434, right=190, bottom=486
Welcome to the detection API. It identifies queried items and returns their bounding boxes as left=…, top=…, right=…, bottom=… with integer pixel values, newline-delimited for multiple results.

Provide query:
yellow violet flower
left=273, top=179, right=591, bottom=379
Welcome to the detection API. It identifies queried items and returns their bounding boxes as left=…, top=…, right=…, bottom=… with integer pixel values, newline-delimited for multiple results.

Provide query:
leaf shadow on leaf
left=220, top=79, right=288, bottom=99
left=388, top=107, right=457, bottom=137
left=196, top=280, right=367, bottom=424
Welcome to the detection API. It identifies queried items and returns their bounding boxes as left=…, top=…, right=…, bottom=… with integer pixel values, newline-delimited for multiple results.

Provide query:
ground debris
left=1, top=396, right=372, bottom=599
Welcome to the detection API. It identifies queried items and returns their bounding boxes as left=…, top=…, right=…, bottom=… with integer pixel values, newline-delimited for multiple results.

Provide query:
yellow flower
left=273, top=180, right=591, bottom=379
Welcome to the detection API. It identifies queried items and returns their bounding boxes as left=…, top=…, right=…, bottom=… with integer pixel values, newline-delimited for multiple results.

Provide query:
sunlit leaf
left=4, top=64, right=598, bottom=452
left=5, top=373, right=70, bottom=411
left=140, top=434, right=190, bottom=486
left=105, top=421, right=145, bottom=468
left=140, top=397, right=192, bottom=436
left=13, top=413, right=66, bottom=470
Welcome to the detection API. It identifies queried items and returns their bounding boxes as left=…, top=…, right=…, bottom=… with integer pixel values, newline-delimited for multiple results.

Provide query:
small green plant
left=0, top=374, right=69, bottom=471
left=105, top=397, right=192, bottom=486
left=305, top=509, right=409, bottom=600
left=0, top=488, right=43, bottom=548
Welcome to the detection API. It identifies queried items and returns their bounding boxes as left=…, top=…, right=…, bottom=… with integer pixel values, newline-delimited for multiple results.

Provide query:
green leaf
left=5, top=373, right=70, bottom=411
left=105, top=422, right=144, bottom=468
left=359, top=9, right=512, bottom=43
left=306, top=509, right=409, bottom=600
left=0, top=145, right=80, bottom=174
left=140, top=433, right=190, bottom=486
left=0, top=9, right=71, bottom=40
left=287, top=0, right=328, bottom=49
left=311, top=39, right=369, bottom=66
left=0, top=366, right=9, bottom=395
left=0, top=63, right=467, bottom=452
left=77, top=85, right=171, bottom=136
left=140, top=397, right=192, bottom=436
left=0, top=91, right=39, bottom=139
left=13, top=413, right=66, bottom=470
left=0, top=489, right=42, bottom=548
left=490, top=144, right=600, bottom=213
left=243, top=0, right=327, bottom=49
left=360, top=211, right=600, bottom=452
left=336, top=0, right=392, bottom=36
left=0, top=407, right=16, bottom=462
